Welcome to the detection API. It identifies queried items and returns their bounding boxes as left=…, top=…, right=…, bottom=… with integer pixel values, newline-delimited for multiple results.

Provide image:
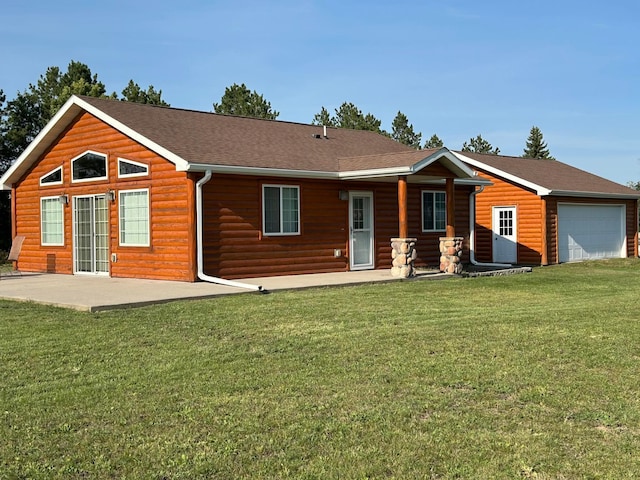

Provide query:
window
left=119, top=189, right=150, bottom=246
left=118, top=158, right=149, bottom=178
left=263, top=185, right=300, bottom=235
left=40, top=166, right=63, bottom=186
left=72, top=151, right=108, bottom=182
left=41, top=197, right=64, bottom=245
left=422, top=191, right=446, bottom=231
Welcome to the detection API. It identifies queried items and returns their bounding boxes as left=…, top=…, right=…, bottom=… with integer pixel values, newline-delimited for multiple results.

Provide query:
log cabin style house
left=454, top=151, right=640, bottom=265
left=1, top=95, right=491, bottom=282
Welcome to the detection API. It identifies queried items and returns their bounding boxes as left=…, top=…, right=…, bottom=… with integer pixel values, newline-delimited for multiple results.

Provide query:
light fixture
left=339, top=190, right=348, bottom=201
left=58, top=194, right=68, bottom=205
left=107, top=190, right=116, bottom=202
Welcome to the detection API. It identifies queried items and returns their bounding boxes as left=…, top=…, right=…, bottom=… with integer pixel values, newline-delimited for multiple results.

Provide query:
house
left=0, top=95, right=489, bottom=283
left=454, top=151, right=640, bottom=265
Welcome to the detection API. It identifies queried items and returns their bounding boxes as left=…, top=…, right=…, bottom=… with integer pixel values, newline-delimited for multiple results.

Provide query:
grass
left=2, top=259, right=640, bottom=478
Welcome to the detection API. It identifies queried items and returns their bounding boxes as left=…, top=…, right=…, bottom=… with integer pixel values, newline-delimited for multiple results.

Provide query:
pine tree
left=424, top=134, right=444, bottom=149
left=213, top=83, right=279, bottom=119
left=461, top=134, right=500, bottom=155
left=390, top=111, right=422, bottom=149
left=523, top=126, right=554, bottom=159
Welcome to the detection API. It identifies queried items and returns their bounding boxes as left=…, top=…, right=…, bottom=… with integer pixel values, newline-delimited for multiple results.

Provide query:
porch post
left=398, top=175, right=408, bottom=238
left=446, top=177, right=455, bottom=237
left=391, top=175, right=417, bottom=278
left=439, top=177, right=464, bottom=274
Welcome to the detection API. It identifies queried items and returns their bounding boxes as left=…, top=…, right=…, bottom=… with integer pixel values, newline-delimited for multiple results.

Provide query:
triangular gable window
left=72, top=151, right=108, bottom=182
left=40, top=166, right=63, bottom=186
left=118, top=158, right=149, bottom=178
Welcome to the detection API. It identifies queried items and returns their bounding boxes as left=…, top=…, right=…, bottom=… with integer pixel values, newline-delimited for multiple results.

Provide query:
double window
left=41, top=197, right=64, bottom=246
left=422, top=191, right=446, bottom=232
left=119, top=189, right=150, bottom=246
left=263, top=185, right=300, bottom=235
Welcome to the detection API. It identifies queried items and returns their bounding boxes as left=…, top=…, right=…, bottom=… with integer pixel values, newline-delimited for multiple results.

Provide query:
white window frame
left=71, top=150, right=108, bottom=183
left=39, top=166, right=63, bottom=186
left=118, top=158, right=149, bottom=179
left=119, top=188, right=150, bottom=247
left=262, top=184, right=300, bottom=236
left=422, top=190, right=447, bottom=232
left=41, top=196, right=65, bottom=246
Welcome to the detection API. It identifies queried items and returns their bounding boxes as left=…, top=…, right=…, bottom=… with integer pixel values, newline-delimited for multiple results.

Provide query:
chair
left=5, top=235, right=25, bottom=276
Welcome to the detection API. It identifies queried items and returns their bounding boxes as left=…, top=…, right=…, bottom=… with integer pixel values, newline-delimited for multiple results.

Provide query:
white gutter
left=469, top=185, right=512, bottom=268
left=196, top=170, right=263, bottom=291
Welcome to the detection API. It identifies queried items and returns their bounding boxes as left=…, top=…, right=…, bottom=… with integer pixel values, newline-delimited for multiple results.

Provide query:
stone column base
left=391, top=238, right=417, bottom=278
left=439, top=237, right=464, bottom=274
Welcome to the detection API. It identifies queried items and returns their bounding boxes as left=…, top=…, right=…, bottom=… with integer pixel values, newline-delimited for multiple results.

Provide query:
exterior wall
left=202, top=174, right=473, bottom=279
left=12, top=112, right=196, bottom=281
left=545, top=196, right=638, bottom=264
left=474, top=169, right=639, bottom=265
left=473, top=170, right=544, bottom=264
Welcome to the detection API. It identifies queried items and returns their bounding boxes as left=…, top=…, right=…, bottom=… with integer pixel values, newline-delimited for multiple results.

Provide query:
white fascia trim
left=338, top=166, right=414, bottom=179
left=1, top=96, right=80, bottom=190
left=452, top=151, right=552, bottom=196
left=74, top=96, right=190, bottom=171
left=187, top=163, right=340, bottom=179
left=547, top=190, right=640, bottom=199
left=414, top=148, right=478, bottom=178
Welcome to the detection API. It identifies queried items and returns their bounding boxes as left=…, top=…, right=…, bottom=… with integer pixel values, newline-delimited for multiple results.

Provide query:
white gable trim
left=0, top=95, right=190, bottom=190
left=74, top=97, right=190, bottom=171
left=452, top=151, right=552, bottom=196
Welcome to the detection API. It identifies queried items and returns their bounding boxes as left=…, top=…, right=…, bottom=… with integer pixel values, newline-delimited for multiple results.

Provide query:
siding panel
left=13, top=112, right=196, bottom=281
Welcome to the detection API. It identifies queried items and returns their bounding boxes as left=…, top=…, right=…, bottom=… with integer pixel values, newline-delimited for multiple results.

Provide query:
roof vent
left=312, top=133, right=321, bottom=139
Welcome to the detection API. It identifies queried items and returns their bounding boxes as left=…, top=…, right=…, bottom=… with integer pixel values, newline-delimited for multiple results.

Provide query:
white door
left=558, top=204, right=625, bottom=262
left=73, top=195, right=110, bottom=275
left=349, top=192, right=374, bottom=270
left=492, top=206, right=517, bottom=264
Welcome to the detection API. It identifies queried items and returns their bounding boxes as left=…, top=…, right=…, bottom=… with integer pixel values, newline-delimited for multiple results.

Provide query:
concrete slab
left=0, top=269, right=449, bottom=312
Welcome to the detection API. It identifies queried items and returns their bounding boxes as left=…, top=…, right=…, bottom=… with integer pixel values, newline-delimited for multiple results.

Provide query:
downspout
left=469, top=185, right=512, bottom=267
left=196, top=170, right=263, bottom=291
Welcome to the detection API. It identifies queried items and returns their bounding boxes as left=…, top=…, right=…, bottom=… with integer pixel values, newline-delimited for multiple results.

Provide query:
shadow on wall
left=474, top=223, right=544, bottom=265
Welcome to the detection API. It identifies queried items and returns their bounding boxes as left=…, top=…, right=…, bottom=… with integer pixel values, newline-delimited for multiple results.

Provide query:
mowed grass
left=2, top=260, right=640, bottom=479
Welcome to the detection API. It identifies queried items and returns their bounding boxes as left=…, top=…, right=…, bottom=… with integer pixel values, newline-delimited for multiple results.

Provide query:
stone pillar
left=439, top=236, right=464, bottom=274
left=391, top=238, right=417, bottom=278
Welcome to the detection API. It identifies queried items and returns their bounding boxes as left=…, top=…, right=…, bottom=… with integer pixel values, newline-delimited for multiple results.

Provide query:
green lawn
left=2, top=259, right=640, bottom=479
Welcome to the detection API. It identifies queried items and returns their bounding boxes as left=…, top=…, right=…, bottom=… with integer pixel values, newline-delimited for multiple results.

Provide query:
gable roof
left=454, top=151, right=640, bottom=199
left=1, top=95, right=480, bottom=189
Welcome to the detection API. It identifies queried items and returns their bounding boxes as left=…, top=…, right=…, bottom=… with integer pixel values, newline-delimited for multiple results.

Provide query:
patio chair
left=5, top=235, right=25, bottom=277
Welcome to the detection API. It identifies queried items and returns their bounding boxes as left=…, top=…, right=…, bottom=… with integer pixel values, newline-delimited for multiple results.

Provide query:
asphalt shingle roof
left=80, top=96, right=413, bottom=172
left=457, top=151, right=640, bottom=197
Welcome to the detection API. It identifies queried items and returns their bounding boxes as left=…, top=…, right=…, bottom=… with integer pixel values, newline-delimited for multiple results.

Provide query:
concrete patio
left=0, top=269, right=454, bottom=312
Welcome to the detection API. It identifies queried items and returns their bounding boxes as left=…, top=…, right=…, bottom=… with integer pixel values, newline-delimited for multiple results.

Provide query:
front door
left=349, top=192, right=374, bottom=270
left=492, top=206, right=517, bottom=264
left=73, top=195, right=110, bottom=275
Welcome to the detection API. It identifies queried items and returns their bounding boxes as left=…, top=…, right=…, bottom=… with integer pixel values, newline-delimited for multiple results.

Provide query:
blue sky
left=2, top=0, right=639, bottom=184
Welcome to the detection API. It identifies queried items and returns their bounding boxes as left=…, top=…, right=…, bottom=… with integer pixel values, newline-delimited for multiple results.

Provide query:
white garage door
left=558, top=204, right=626, bottom=262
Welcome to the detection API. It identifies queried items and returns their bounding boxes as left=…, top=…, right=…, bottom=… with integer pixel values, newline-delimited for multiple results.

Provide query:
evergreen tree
left=523, top=126, right=555, bottom=159
left=462, top=134, right=500, bottom=155
left=312, top=106, right=334, bottom=127
left=391, top=111, right=421, bottom=148
left=312, top=102, right=384, bottom=134
left=424, top=134, right=444, bottom=149
left=213, top=83, right=279, bottom=119
left=121, top=80, right=169, bottom=106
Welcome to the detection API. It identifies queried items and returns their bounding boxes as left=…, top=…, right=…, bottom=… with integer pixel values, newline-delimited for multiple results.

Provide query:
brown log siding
left=12, top=112, right=196, bottom=281
left=202, top=174, right=472, bottom=279
left=474, top=169, right=639, bottom=265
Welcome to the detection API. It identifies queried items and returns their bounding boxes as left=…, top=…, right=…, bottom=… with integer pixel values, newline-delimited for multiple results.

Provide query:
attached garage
left=558, top=204, right=626, bottom=262
left=455, top=151, right=640, bottom=266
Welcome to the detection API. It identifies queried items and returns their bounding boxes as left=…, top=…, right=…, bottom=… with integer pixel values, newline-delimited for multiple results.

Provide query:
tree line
left=0, top=61, right=556, bottom=251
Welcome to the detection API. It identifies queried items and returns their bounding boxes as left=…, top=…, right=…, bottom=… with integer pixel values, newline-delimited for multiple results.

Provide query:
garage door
left=558, top=204, right=625, bottom=262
